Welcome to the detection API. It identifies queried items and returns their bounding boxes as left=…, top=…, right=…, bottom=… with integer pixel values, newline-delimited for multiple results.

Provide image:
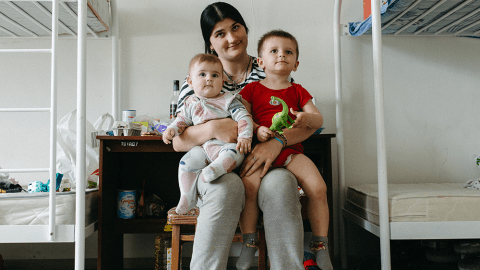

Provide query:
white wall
left=1, top=0, right=479, bottom=263
left=342, top=36, right=480, bottom=185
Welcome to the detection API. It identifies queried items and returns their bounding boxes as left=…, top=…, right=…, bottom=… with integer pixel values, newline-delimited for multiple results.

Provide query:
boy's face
left=258, top=37, right=299, bottom=75
left=187, top=61, right=224, bottom=99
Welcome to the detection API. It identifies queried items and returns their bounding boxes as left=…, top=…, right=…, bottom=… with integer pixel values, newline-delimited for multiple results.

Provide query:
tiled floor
left=5, top=247, right=463, bottom=270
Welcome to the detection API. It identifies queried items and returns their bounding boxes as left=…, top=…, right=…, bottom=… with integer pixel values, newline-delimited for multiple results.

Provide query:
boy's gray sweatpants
left=190, top=168, right=303, bottom=270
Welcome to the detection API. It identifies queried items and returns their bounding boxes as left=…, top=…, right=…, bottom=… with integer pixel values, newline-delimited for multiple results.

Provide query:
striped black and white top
left=176, top=56, right=293, bottom=115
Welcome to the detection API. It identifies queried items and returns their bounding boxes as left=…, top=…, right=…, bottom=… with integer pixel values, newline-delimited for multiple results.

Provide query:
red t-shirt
left=240, top=81, right=313, bottom=126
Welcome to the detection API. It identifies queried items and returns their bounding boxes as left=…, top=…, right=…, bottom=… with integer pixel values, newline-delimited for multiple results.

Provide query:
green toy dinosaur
left=269, top=96, right=295, bottom=134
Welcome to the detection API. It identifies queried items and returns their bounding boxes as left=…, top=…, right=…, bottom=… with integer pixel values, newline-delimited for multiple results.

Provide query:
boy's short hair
left=189, top=53, right=223, bottom=74
left=257, top=29, right=299, bottom=60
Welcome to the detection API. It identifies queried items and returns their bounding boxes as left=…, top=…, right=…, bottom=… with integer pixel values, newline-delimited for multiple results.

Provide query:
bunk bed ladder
left=0, top=0, right=113, bottom=269
left=0, top=0, right=59, bottom=242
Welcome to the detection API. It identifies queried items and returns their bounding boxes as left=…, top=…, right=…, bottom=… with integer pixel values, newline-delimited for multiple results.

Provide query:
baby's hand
left=257, top=126, right=274, bottom=142
left=162, top=128, right=175, bottom=144
left=236, top=138, right=252, bottom=154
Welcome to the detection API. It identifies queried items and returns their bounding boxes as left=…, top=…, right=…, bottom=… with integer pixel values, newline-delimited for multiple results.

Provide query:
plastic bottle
left=155, top=224, right=180, bottom=270
left=169, top=80, right=180, bottom=120
left=155, top=233, right=170, bottom=270
left=154, top=234, right=166, bottom=270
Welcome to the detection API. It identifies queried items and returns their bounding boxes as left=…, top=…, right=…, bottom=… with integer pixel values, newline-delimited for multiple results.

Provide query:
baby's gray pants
left=190, top=168, right=303, bottom=270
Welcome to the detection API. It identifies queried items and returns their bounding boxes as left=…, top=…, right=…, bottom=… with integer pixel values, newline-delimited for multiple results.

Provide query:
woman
left=172, top=2, right=318, bottom=269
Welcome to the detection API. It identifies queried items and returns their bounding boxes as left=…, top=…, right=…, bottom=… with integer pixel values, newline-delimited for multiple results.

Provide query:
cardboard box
left=364, top=0, right=387, bottom=20
left=364, top=0, right=371, bottom=20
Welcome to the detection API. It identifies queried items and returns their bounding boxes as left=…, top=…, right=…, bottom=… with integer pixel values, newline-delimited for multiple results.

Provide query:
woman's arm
left=172, top=118, right=238, bottom=152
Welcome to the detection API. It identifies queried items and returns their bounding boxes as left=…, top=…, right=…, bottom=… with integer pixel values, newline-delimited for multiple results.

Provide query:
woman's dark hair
left=200, top=2, right=249, bottom=56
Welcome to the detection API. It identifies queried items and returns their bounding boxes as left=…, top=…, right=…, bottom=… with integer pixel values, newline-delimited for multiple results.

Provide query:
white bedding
left=346, top=183, right=480, bottom=225
left=0, top=189, right=97, bottom=226
left=0, top=0, right=110, bottom=37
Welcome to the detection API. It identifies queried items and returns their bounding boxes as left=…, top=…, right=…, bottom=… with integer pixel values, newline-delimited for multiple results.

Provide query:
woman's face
left=209, top=18, right=248, bottom=61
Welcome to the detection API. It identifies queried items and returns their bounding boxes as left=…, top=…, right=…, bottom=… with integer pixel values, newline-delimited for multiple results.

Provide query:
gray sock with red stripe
left=236, top=233, right=258, bottom=270
left=310, top=235, right=333, bottom=270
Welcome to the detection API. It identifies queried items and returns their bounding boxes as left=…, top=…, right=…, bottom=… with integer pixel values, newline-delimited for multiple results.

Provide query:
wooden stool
left=167, top=207, right=268, bottom=270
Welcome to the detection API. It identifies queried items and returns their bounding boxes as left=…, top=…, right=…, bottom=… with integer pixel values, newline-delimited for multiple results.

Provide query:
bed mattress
left=0, top=189, right=97, bottom=226
left=0, top=0, right=109, bottom=38
left=346, top=183, right=480, bottom=225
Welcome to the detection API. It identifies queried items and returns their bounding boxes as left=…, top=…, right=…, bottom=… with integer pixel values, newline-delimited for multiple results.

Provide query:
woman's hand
left=256, top=126, right=274, bottom=142
left=239, top=138, right=283, bottom=178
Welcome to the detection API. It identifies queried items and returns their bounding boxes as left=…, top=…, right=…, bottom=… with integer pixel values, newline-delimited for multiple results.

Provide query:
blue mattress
left=349, top=0, right=480, bottom=37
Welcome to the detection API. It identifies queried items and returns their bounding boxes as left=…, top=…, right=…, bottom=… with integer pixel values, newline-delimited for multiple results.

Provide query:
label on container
left=169, top=104, right=177, bottom=120
left=118, top=190, right=136, bottom=219
left=122, top=110, right=136, bottom=122
left=166, top=247, right=171, bottom=270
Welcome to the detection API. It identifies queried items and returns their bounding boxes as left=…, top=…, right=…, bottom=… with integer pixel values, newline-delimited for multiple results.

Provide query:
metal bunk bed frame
left=334, top=1, right=480, bottom=269
left=0, top=1, right=119, bottom=269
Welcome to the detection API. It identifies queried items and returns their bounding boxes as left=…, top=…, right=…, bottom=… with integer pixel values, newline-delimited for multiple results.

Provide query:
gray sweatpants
left=190, top=168, right=303, bottom=270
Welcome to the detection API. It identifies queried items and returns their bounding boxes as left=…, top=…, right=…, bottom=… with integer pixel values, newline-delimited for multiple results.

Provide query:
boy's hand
left=162, top=128, right=175, bottom=144
left=236, top=138, right=252, bottom=154
left=290, top=108, right=311, bottom=129
left=256, top=126, right=274, bottom=142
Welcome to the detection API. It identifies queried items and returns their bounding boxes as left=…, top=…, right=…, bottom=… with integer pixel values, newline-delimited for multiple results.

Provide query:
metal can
left=118, top=190, right=136, bottom=219
left=122, top=110, right=136, bottom=122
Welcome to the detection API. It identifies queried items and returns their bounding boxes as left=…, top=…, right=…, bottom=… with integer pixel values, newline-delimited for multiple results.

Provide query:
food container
left=113, top=128, right=142, bottom=136
left=118, top=190, right=136, bottom=219
left=113, top=121, right=142, bottom=136
left=122, top=110, right=136, bottom=122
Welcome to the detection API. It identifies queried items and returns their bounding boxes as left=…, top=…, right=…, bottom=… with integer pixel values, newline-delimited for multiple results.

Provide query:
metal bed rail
left=75, top=0, right=86, bottom=268
left=332, top=1, right=347, bottom=269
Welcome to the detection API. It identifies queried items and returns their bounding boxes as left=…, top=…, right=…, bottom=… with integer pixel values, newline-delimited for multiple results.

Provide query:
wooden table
left=96, top=134, right=335, bottom=269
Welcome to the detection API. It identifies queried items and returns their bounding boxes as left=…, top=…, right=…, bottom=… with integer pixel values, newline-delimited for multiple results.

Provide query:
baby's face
left=188, top=61, right=224, bottom=99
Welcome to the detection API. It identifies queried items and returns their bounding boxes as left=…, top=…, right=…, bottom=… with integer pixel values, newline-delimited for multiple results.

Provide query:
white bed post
left=371, top=0, right=391, bottom=269
left=48, top=0, right=59, bottom=242
left=333, top=0, right=348, bottom=269
left=110, top=0, right=120, bottom=121
left=75, top=0, right=87, bottom=269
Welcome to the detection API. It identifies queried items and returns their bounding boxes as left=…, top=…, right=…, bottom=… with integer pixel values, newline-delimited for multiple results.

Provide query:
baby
left=163, top=53, right=253, bottom=214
